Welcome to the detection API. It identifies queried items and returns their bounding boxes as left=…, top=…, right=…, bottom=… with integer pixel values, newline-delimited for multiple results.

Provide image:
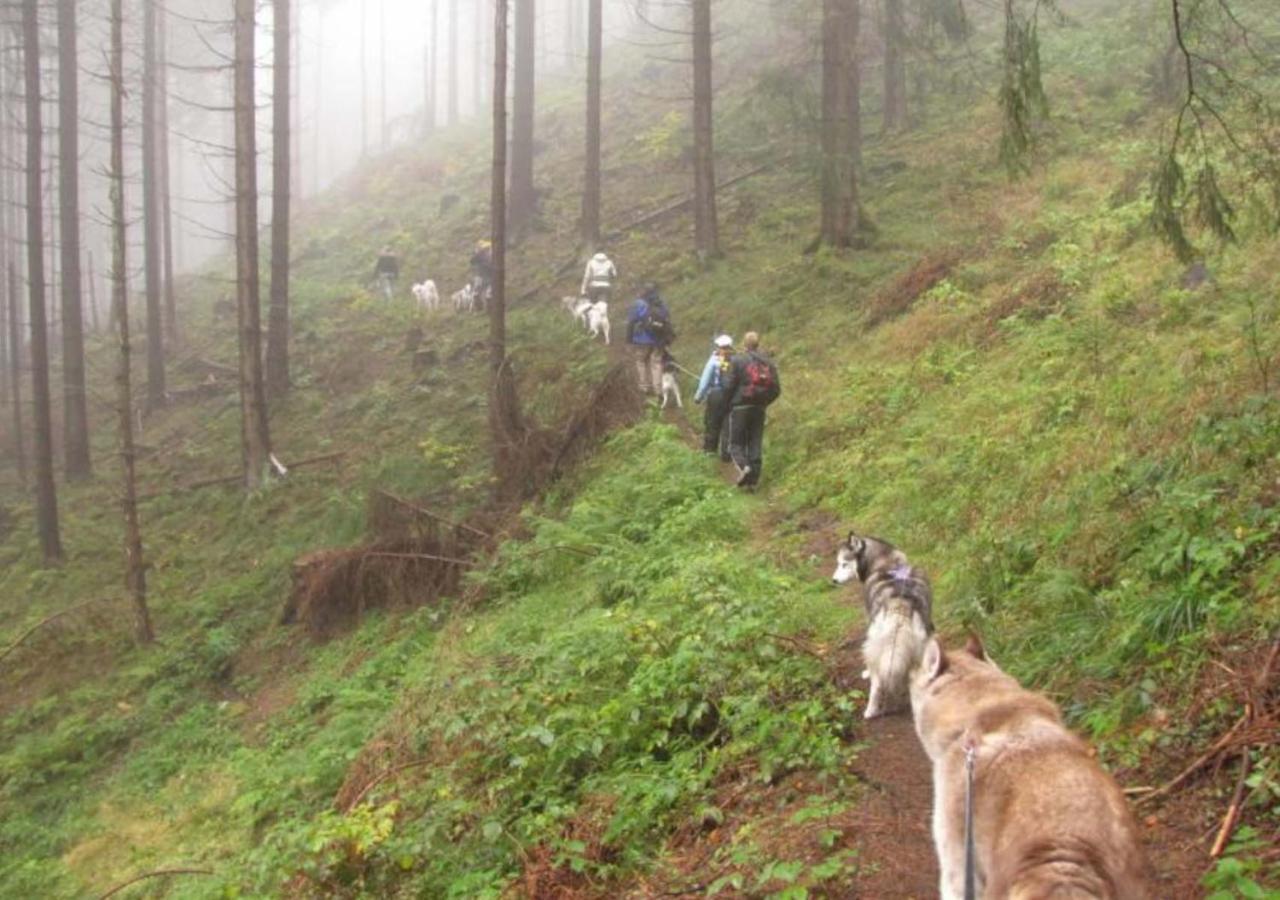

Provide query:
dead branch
left=136, top=451, right=346, bottom=501
left=361, top=552, right=475, bottom=566
left=97, top=868, right=214, bottom=900
left=342, top=758, right=433, bottom=812
left=0, top=600, right=105, bottom=665
left=372, top=490, right=492, bottom=540
left=1138, top=713, right=1248, bottom=806
left=1208, top=748, right=1252, bottom=859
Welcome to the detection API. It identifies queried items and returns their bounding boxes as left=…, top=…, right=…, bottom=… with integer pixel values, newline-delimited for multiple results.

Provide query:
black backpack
left=642, top=303, right=675, bottom=345
left=740, top=353, right=780, bottom=406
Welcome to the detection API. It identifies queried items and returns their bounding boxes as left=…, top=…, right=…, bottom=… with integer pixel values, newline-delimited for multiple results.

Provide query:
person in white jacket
left=581, top=252, right=618, bottom=303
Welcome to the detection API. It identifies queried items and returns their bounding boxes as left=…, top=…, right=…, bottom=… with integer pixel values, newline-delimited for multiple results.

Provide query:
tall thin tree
left=820, top=0, right=860, bottom=248
left=489, top=0, right=523, bottom=500
left=509, top=0, right=536, bottom=229
left=360, top=0, right=368, bottom=155
left=234, top=0, right=273, bottom=489
left=267, top=0, right=292, bottom=397
left=158, top=3, right=177, bottom=343
left=57, top=0, right=90, bottom=479
left=7, top=264, right=25, bottom=486
left=882, top=0, right=907, bottom=131
left=109, top=0, right=153, bottom=643
left=142, top=0, right=165, bottom=408
left=23, top=0, right=63, bottom=563
left=581, top=0, right=601, bottom=248
left=691, top=0, right=718, bottom=260
left=425, top=0, right=437, bottom=134
left=449, top=0, right=460, bottom=125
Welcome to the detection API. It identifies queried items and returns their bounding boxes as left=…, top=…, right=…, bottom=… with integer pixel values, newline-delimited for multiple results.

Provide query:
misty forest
left=1, top=0, right=1278, bottom=896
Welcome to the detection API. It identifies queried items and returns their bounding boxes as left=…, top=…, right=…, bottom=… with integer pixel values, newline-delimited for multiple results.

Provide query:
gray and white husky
left=832, top=532, right=935, bottom=718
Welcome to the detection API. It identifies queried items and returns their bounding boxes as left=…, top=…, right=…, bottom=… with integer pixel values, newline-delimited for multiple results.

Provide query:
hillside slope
left=2, top=1, right=1278, bottom=897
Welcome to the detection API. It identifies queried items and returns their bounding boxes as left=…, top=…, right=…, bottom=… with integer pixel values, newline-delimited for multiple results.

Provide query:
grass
left=2, top=0, right=1279, bottom=895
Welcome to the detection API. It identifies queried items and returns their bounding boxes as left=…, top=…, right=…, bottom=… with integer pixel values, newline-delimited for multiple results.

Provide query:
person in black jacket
left=720, top=331, right=781, bottom=488
left=373, top=246, right=400, bottom=299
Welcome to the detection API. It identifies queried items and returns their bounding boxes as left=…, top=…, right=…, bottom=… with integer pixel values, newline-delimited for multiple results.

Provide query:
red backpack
left=741, top=353, right=780, bottom=406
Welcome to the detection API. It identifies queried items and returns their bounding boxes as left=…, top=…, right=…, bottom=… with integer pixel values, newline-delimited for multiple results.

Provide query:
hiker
left=581, top=251, right=619, bottom=303
left=373, top=246, right=400, bottom=300
left=694, top=334, right=734, bottom=459
left=626, top=283, right=675, bottom=396
left=721, top=331, right=781, bottom=488
left=469, top=240, right=494, bottom=306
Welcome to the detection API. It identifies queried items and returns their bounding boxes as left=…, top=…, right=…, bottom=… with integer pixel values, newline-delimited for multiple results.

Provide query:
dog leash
left=964, top=740, right=977, bottom=900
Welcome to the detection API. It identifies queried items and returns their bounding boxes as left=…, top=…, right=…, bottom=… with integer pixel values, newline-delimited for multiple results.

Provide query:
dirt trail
left=591, top=335, right=1220, bottom=899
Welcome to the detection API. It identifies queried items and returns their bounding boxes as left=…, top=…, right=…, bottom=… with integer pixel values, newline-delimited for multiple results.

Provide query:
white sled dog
left=412, top=280, right=440, bottom=312
left=562, top=294, right=591, bottom=323
left=911, top=635, right=1152, bottom=900
left=831, top=532, right=934, bottom=718
left=660, top=361, right=683, bottom=409
left=451, top=283, right=475, bottom=313
left=586, top=301, right=610, bottom=344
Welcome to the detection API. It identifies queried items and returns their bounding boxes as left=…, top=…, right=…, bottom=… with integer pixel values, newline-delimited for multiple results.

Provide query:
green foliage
left=247, top=424, right=855, bottom=894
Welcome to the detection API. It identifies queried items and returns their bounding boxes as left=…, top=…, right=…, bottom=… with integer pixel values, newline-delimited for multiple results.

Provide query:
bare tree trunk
left=7, top=263, right=25, bottom=485
left=509, top=0, right=536, bottom=230
left=882, top=0, right=907, bottom=132
left=473, top=0, right=482, bottom=115
left=489, top=0, right=523, bottom=501
left=87, top=250, right=100, bottom=333
left=581, top=0, right=601, bottom=249
left=158, top=2, right=177, bottom=345
left=57, top=0, right=90, bottom=480
left=267, top=0, right=291, bottom=398
left=142, top=0, right=165, bottom=409
left=449, top=0, right=460, bottom=125
left=360, top=0, right=368, bottom=156
left=23, top=0, right=64, bottom=564
left=0, top=53, right=15, bottom=477
left=291, top=0, right=301, bottom=199
left=379, top=0, right=387, bottom=149
left=691, top=0, right=718, bottom=260
left=821, top=0, right=861, bottom=248
left=234, top=0, right=273, bottom=490
left=109, top=0, right=153, bottom=644
left=425, top=0, right=437, bottom=134
left=314, top=6, right=324, bottom=191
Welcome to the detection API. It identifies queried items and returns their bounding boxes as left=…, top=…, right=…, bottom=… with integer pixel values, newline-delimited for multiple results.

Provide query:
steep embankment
left=3, top=1, right=1279, bottom=897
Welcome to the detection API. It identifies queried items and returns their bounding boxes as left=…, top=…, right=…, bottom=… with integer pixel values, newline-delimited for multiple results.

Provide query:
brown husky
left=910, top=636, right=1152, bottom=899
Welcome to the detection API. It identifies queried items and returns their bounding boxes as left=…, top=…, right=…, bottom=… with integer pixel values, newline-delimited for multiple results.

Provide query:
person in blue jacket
left=626, top=284, right=675, bottom=395
left=694, top=334, right=734, bottom=458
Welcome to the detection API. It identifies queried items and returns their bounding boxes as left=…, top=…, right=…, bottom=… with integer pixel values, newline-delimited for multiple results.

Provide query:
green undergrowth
left=3, top=0, right=1280, bottom=895
left=231, top=423, right=858, bottom=897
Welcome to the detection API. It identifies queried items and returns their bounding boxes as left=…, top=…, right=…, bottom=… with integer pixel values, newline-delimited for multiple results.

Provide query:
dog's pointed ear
left=921, top=637, right=948, bottom=682
left=965, top=631, right=987, bottom=661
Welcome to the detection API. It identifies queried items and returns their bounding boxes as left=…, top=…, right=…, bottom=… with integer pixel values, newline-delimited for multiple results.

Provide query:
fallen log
left=136, top=451, right=347, bottom=501
left=0, top=600, right=106, bottom=665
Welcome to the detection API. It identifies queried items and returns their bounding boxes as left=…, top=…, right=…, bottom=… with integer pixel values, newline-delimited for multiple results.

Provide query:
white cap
left=714, top=334, right=733, bottom=348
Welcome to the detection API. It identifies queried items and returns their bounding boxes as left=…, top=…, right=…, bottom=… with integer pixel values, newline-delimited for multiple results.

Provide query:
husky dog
left=451, top=283, right=475, bottom=313
left=412, top=280, right=440, bottom=312
left=912, top=636, right=1152, bottom=900
left=832, top=532, right=934, bottom=718
left=660, top=360, right=683, bottom=408
left=586, top=301, right=610, bottom=344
